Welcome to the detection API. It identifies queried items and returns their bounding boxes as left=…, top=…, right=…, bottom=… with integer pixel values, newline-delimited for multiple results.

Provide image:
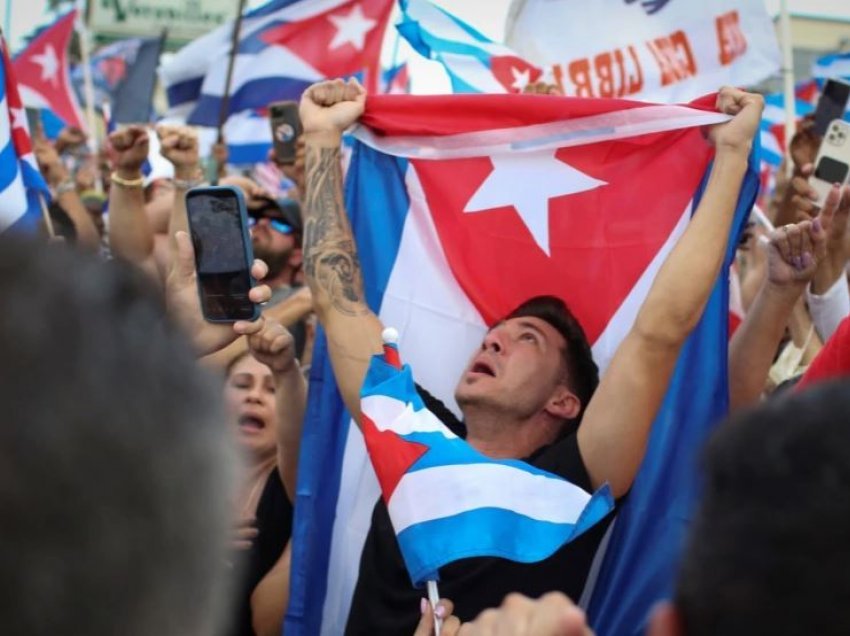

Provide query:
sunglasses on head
left=247, top=216, right=294, bottom=235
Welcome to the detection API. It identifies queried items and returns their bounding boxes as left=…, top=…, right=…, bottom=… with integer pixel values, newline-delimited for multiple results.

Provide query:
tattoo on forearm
left=303, top=146, right=369, bottom=317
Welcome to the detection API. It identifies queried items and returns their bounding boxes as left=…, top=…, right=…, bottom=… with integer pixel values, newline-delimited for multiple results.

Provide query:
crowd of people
left=3, top=77, right=850, bottom=636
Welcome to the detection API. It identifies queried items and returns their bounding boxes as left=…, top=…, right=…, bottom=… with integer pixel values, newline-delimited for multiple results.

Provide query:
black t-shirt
left=345, top=389, right=615, bottom=635
left=229, top=469, right=293, bottom=636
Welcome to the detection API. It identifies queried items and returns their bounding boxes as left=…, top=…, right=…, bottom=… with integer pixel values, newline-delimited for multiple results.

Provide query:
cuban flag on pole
left=361, top=353, right=614, bottom=586
left=286, top=92, right=759, bottom=635
left=0, top=36, right=51, bottom=234
left=12, top=10, right=84, bottom=131
left=160, top=0, right=394, bottom=128
left=397, top=0, right=541, bottom=94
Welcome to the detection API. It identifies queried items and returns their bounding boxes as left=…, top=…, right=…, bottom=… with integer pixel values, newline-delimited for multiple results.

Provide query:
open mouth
left=470, top=360, right=496, bottom=377
left=238, top=415, right=266, bottom=432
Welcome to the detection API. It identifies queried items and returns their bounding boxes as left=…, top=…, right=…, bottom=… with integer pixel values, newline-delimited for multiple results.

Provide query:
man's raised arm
left=299, top=79, right=384, bottom=421
left=578, top=87, right=764, bottom=498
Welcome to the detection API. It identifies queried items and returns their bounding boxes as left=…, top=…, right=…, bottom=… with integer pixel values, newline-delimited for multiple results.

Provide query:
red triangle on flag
left=362, top=412, right=429, bottom=501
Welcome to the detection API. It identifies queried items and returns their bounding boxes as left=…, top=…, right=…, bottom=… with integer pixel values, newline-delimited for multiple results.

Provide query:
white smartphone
left=810, top=119, right=850, bottom=209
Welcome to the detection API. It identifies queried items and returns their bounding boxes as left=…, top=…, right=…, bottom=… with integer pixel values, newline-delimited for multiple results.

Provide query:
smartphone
left=813, top=78, right=850, bottom=137
left=269, top=101, right=301, bottom=164
left=184, top=186, right=260, bottom=323
left=810, top=119, right=850, bottom=208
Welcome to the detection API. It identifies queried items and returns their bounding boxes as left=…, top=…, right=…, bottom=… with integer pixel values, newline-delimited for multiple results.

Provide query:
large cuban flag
left=397, top=0, right=541, bottom=94
left=360, top=353, right=614, bottom=586
left=160, top=0, right=394, bottom=128
left=286, top=93, right=759, bottom=635
left=0, top=36, right=51, bottom=234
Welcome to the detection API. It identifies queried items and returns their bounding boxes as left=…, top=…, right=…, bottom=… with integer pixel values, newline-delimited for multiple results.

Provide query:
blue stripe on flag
left=284, top=330, right=350, bottom=636
left=345, top=142, right=410, bottom=311
left=6, top=187, right=44, bottom=234
left=397, top=495, right=614, bottom=586
left=227, top=141, right=272, bottom=165
left=0, top=142, right=20, bottom=192
left=165, top=77, right=204, bottom=108
left=187, top=76, right=314, bottom=127
left=586, top=146, right=761, bottom=635
left=285, top=140, right=411, bottom=636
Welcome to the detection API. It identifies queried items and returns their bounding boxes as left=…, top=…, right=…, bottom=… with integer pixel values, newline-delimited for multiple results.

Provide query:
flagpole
left=75, top=0, right=101, bottom=192
left=381, top=327, right=442, bottom=636
left=39, top=194, right=57, bottom=239
left=4, top=1, right=12, bottom=47
left=779, top=0, right=796, bottom=178
left=213, top=0, right=248, bottom=184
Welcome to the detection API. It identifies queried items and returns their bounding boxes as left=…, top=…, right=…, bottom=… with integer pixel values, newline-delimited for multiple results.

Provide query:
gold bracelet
left=110, top=172, right=145, bottom=188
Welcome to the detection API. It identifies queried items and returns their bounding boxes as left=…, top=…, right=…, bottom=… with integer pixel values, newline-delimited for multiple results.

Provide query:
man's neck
left=463, top=408, right=560, bottom=460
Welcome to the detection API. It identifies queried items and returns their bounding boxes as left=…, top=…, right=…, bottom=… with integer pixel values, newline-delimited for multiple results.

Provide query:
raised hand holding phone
left=269, top=100, right=302, bottom=165
left=184, top=185, right=261, bottom=323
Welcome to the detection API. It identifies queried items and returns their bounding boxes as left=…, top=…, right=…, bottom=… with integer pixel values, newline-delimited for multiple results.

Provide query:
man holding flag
left=294, top=77, right=762, bottom=633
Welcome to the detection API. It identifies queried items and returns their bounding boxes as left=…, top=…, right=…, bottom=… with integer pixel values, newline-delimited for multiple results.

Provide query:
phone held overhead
left=810, top=119, right=850, bottom=209
left=269, top=101, right=302, bottom=165
left=813, top=78, right=850, bottom=137
left=184, top=185, right=261, bottom=323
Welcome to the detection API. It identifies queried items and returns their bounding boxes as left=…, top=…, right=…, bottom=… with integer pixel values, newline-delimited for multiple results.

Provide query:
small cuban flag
left=359, top=333, right=615, bottom=586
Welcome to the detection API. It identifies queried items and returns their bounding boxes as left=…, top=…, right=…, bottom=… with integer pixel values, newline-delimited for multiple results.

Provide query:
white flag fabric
left=505, top=0, right=780, bottom=103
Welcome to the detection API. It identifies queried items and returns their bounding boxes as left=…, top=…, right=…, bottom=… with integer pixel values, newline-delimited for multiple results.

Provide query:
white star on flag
left=464, top=150, right=607, bottom=256
left=328, top=5, right=376, bottom=50
left=510, top=67, right=532, bottom=92
left=31, top=45, right=60, bottom=86
left=10, top=108, right=27, bottom=132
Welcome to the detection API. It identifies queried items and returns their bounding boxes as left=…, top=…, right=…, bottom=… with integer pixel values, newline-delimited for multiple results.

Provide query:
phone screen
left=814, top=79, right=850, bottom=136
left=814, top=156, right=850, bottom=185
left=25, top=108, right=41, bottom=136
left=185, top=188, right=257, bottom=322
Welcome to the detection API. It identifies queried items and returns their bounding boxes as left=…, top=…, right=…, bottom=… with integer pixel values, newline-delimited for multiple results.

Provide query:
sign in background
left=505, top=0, right=782, bottom=102
left=90, top=0, right=232, bottom=45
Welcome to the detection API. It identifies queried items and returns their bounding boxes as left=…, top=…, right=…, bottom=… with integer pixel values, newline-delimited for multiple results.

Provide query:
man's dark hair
left=676, top=381, right=850, bottom=636
left=506, top=295, right=599, bottom=429
left=0, top=239, right=237, bottom=636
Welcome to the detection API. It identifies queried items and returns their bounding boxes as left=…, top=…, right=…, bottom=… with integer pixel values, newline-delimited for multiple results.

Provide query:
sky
left=2, top=0, right=848, bottom=94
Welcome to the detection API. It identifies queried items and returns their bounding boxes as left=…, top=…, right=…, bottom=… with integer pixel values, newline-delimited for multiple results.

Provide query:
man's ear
left=544, top=386, right=580, bottom=421
left=647, top=602, right=685, bottom=636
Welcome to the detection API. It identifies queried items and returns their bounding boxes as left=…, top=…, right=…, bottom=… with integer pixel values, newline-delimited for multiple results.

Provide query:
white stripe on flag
left=0, top=94, right=11, bottom=142
left=199, top=47, right=323, bottom=97
left=362, top=394, right=458, bottom=437
left=439, top=52, right=509, bottom=93
left=762, top=103, right=786, bottom=125
left=813, top=59, right=850, bottom=80
left=16, top=86, right=50, bottom=112
left=320, top=421, right=379, bottom=636
left=0, top=170, right=28, bottom=233
left=351, top=105, right=730, bottom=160
left=388, top=462, right=594, bottom=534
